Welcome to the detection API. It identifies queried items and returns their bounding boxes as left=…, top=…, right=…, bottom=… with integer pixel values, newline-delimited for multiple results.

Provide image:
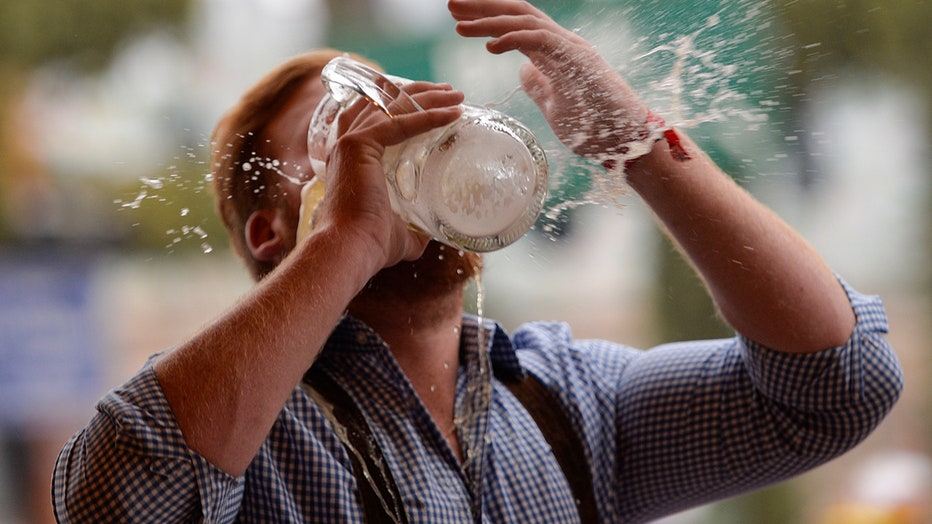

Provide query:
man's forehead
left=265, top=75, right=326, bottom=152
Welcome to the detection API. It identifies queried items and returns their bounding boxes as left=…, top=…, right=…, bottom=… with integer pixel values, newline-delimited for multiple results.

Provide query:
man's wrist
left=601, top=111, right=692, bottom=173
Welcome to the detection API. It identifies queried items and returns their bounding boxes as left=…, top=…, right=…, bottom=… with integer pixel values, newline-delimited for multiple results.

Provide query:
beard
left=354, top=241, right=482, bottom=305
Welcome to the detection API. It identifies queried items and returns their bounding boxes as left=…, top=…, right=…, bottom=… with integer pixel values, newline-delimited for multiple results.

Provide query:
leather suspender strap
left=302, top=367, right=597, bottom=523
left=301, top=367, right=409, bottom=524
left=501, top=373, right=600, bottom=523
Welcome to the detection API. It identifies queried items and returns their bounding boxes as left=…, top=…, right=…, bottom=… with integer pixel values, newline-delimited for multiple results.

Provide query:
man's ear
left=245, top=209, right=288, bottom=262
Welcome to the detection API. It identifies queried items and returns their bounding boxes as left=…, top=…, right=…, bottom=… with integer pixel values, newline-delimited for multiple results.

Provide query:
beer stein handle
left=320, top=56, right=423, bottom=118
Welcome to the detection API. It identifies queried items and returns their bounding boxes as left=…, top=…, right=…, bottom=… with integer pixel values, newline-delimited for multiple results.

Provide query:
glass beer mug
left=306, top=56, right=549, bottom=253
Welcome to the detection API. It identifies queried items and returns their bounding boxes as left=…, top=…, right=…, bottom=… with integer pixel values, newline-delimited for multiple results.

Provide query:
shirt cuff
left=737, top=278, right=900, bottom=411
left=103, top=358, right=246, bottom=522
left=191, top=450, right=246, bottom=523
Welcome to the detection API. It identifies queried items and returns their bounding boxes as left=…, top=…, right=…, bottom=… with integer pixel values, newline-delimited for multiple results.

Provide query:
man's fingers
left=374, top=104, right=463, bottom=148
left=448, top=0, right=534, bottom=21
left=340, top=99, right=463, bottom=153
left=386, top=84, right=461, bottom=117
left=337, top=84, right=463, bottom=141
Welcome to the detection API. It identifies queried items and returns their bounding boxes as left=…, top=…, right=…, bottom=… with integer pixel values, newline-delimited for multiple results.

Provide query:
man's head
left=210, top=49, right=482, bottom=292
left=210, top=49, right=353, bottom=280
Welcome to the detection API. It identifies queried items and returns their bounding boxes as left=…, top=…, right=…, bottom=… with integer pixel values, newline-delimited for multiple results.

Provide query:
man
left=53, top=1, right=903, bottom=522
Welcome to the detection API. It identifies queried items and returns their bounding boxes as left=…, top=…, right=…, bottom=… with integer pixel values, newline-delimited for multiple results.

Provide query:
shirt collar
left=460, top=314, right=525, bottom=381
left=321, top=313, right=525, bottom=380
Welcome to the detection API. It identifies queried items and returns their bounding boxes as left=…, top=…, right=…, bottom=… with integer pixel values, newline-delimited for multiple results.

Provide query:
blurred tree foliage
left=0, top=0, right=189, bottom=70
left=780, top=0, right=932, bottom=93
left=0, top=0, right=192, bottom=245
left=779, top=0, right=932, bottom=294
left=111, top=168, right=231, bottom=256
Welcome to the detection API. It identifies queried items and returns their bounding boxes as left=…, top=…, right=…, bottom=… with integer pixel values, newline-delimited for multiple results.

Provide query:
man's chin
left=359, top=242, right=482, bottom=303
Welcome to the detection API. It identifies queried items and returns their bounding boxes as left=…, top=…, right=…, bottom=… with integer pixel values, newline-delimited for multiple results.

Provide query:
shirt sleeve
left=52, top=357, right=246, bottom=523
left=607, top=280, right=904, bottom=522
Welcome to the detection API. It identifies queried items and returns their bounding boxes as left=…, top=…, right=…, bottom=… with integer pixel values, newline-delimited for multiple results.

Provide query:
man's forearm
left=152, top=226, right=380, bottom=476
left=626, top=130, right=855, bottom=353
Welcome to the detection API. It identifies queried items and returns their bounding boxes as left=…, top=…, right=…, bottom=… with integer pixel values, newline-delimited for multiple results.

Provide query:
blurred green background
left=0, top=1, right=929, bottom=522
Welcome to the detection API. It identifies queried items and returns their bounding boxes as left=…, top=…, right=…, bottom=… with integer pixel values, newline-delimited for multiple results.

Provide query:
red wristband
left=602, top=111, right=691, bottom=171
left=652, top=112, right=691, bottom=162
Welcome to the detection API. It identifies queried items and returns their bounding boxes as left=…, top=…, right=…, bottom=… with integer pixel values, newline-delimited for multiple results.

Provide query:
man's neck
left=348, top=286, right=466, bottom=460
left=348, top=287, right=464, bottom=373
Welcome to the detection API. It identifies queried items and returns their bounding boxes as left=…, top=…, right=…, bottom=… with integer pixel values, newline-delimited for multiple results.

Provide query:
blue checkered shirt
left=53, top=281, right=902, bottom=523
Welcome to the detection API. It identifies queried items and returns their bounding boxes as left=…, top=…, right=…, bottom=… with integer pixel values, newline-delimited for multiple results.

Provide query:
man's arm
left=151, top=85, right=464, bottom=477
left=152, top=226, right=381, bottom=476
left=626, top=135, right=854, bottom=352
left=54, top=84, right=464, bottom=522
left=606, top=286, right=900, bottom=521
left=450, top=0, right=852, bottom=353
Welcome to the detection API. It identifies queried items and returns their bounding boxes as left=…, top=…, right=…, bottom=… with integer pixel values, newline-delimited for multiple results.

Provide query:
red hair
left=210, top=49, right=374, bottom=280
